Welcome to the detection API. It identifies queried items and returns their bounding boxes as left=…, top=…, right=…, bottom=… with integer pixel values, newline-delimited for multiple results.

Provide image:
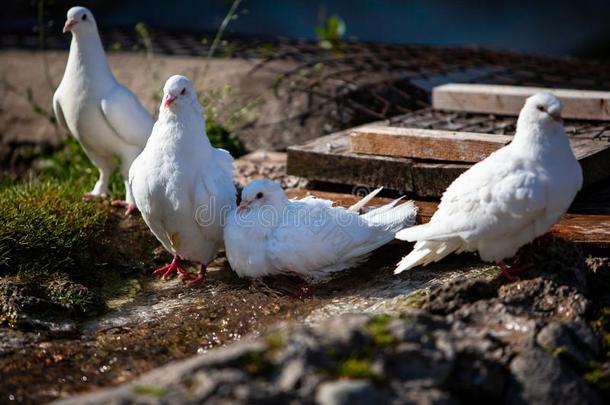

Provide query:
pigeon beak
left=237, top=201, right=251, bottom=214
left=164, top=95, right=177, bottom=107
left=63, top=18, right=76, bottom=33
left=550, top=112, right=563, bottom=124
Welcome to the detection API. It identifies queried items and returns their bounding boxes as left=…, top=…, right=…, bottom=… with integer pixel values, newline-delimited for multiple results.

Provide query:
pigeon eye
left=256, top=192, right=263, bottom=199
left=180, top=88, right=186, bottom=95
left=537, top=105, right=545, bottom=112
left=82, top=14, right=87, bottom=21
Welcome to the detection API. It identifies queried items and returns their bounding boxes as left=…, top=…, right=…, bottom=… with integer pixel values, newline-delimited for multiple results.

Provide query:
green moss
left=241, top=351, right=275, bottom=376
left=336, top=357, right=378, bottom=380
left=584, top=369, right=610, bottom=393
left=366, top=314, right=397, bottom=348
left=134, top=384, right=166, bottom=397
left=0, top=180, right=108, bottom=280
left=398, top=290, right=428, bottom=310
left=265, top=330, right=284, bottom=353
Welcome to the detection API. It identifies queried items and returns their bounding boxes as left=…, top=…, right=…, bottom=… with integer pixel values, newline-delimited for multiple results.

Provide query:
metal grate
left=388, top=108, right=610, bottom=142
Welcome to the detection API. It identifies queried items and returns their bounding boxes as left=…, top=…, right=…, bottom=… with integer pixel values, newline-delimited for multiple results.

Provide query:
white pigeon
left=53, top=6, right=154, bottom=215
left=129, top=75, right=236, bottom=284
left=224, top=179, right=418, bottom=280
left=394, top=92, right=583, bottom=276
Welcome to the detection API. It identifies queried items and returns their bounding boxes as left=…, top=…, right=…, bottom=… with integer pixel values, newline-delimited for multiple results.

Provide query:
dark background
left=2, top=0, right=610, bottom=59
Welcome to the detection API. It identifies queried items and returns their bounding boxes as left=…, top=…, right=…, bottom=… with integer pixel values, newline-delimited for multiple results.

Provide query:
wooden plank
left=287, top=130, right=415, bottom=193
left=432, top=83, right=610, bottom=120
left=410, top=162, right=469, bottom=197
left=350, top=126, right=512, bottom=162
left=286, top=189, right=610, bottom=248
left=288, top=130, right=610, bottom=197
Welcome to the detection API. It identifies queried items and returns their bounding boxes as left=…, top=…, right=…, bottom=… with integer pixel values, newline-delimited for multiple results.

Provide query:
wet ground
left=0, top=203, right=493, bottom=403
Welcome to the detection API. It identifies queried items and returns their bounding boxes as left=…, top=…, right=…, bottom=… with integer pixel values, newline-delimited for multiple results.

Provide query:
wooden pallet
left=286, top=189, right=610, bottom=248
left=287, top=108, right=610, bottom=198
left=433, top=84, right=610, bottom=120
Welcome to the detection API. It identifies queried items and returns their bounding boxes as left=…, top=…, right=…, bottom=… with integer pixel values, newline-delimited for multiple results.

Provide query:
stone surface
left=315, top=380, right=383, bottom=405
left=507, top=347, right=601, bottom=405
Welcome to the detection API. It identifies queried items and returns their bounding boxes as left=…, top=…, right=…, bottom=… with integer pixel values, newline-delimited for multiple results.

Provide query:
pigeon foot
left=497, top=261, right=532, bottom=281
left=153, top=256, right=191, bottom=280
left=187, top=264, right=208, bottom=286
left=111, top=200, right=138, bottom=216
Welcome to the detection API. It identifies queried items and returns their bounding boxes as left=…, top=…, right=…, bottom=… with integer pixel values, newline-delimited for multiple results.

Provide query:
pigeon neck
left=67, top=32, right=115, bottom=88
left=511, top=123, right=570, bottom=157
left=156, top=110, right=213, bottom=153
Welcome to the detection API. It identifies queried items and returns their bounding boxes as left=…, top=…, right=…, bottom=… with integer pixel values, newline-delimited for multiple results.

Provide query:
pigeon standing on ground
left=224, top=180, right=418, bottom=280
left=130, top=75, right=236, bottom=284
left=53, top=6, right=154, bottom=215
left=394, top=93, right=583, bottom=277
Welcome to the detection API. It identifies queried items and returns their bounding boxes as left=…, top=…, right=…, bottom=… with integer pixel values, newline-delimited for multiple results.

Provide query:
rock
left=0, top=279, right=76, bottom=333
left=391, top=385, right=458, bottom=405
left=50, top=282, right=609, bottom=405
left=499, top=278, right=589, bottom=321
left=278, top=358, right=306, bottom=391
left=446, top=351, right=506, bottom=401
left=424, top=279, right=498, bottom=315
left=507, top=347, right=602, bottom=405
left=526, top=237, right=588, bottom=292
left=536, top=321, right=600, bottom=369
left=383, top=344, right=453, bottom=385
left=45, top=280, right=106, bottom=317
left=315, top=380, right=383, bottom=405
left=315, top=314, right=371, bottom=348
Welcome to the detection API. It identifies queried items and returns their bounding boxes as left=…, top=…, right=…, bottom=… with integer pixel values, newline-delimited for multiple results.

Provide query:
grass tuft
left=367, top=314, right=397, bottom=348
left=0, top=179, right=108, bottom=281
left=336, top=357, right=378, bottom=380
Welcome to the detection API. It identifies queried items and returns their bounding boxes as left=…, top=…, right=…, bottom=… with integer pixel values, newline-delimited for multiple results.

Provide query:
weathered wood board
left=286, top=189, right=610, bottom=248
left=350, top=125, right=610, bottom=176
left=432, top=84, right=610, bottom=120
left=350, top=126, right=512, bottom=162
left=288, top=105, right=610, bottom=198
left=286, top=130, right=415, bottom=193
left=288, top=130, right=610, bottom=197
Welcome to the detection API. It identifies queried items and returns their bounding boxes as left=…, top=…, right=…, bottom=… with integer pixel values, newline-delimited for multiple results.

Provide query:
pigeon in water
left=224, top=180, right=418, bottom=280
left=130, top=75, right=236, bottom=284
left=394, top=93, right=583, bottom=277
left=53, top=6, right=154, bottom=215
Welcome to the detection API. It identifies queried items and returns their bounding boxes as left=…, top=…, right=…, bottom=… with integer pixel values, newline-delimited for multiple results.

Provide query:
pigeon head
left=237, top=180, right=287, bottom=213
left=519, top=92, right=564, bottom=129
left=161, top=75, right=199, bottom=111
left=63, top=6, right=97, bottom=35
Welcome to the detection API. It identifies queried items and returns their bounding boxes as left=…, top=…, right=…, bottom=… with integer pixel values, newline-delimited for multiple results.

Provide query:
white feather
left=53, top=6, right=153, bottom=204
left=129, top=75, right=236, bottom=265
left=395, top=92, right=583, bottom=274
left=224, top=181, right=417, bottom=281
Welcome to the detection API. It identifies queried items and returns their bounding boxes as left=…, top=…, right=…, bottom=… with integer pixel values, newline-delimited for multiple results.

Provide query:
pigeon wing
left=397, top=151, right=548, bottom=243
left=265, top=198, right=381, bottom=277
left=100, top=84, right=153, bottom=147
left=52, top=94, right=68, bottom=132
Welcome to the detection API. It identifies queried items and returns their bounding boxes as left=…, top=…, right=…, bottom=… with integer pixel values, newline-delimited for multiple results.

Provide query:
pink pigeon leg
left=497, top=261, right=533, bottom=281
left=111, top=199, right=138, bottom=216
left=153, top=256, right=190, bottom=280
left=187, top=263, right=208, bottom=286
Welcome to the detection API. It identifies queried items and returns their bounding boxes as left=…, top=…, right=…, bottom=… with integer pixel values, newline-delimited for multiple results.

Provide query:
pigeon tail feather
left=348, top=187, right=383, bottom=212
left=362, top=199, right=418, bottom=233
left=394, top=239, right=462, bottom=274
